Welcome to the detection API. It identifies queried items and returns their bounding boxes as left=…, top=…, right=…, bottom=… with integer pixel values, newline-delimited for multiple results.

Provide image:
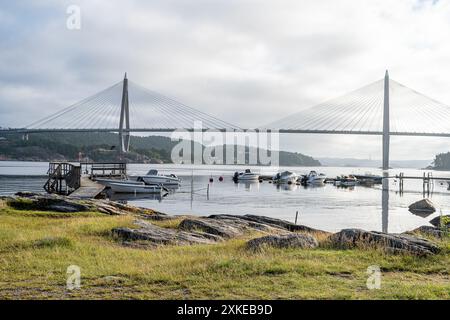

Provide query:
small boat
left=95, top=178, right=143, bottom=188
left=138, top=169, right=181, bottom=186
left=109, top=182, right=166, bottom=194
left=340, top=175, right=358, bottom=187
left=233, top=169, right=260, bottom=181
left=352, top=173, right=382, bottom=185
left=305, top=171, right=327, bottom=185
left=272, top=171, right=298, bottom=184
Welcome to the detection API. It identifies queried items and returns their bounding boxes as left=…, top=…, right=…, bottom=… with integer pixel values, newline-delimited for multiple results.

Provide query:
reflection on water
left=275, top=183, right=299, bottom=192
left=382, top=171, right=389, bottom=233
left=108, top=191, right=167, bottom=202
left=1, top=161, right=450, bottom=233
left=235, top=180, right=260, bottom=192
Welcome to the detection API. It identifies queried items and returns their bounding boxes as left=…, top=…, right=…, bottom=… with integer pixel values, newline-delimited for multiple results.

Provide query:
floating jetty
left=44, top=162, right=127, bottom=198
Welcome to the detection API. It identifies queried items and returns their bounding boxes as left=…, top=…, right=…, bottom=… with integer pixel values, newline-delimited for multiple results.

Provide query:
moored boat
left=305, top=171, right=327, bottom=185
left=340, top=175, right=358, bottom=187
left=137, top=169, right=181, bottom=186
left=352, top=173, right=382, bottom=185
left=272, top=171, right=298, bottom=184
left=95, top=178, right=143, bottom=188
left=109, top=182, right=166, bottom=194
left=233, top=169, right=260, bottom=181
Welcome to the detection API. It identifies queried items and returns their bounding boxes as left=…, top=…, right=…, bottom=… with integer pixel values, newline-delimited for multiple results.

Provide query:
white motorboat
left=95, top=178, right=143, bottom=188
left=109, top=182, right=166, bottom=194
left=138, top=169, right=181, bottom=186
left=273, top=171, right=298, bottom=184
left=306, top=171, right=327, bottom=184
left=233, top=169, right=260, bottom=181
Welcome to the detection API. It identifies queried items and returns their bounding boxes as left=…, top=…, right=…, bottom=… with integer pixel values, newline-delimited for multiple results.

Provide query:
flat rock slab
left=112, top=214, right=328, bottom=248
left=246, top=234, right=318, bottom=251
left=209, top=214, right=329, bottom=235
left=330, top=229, right=440, bottom=256
left=6, top=193, right=163, bottom=216
left=112, top=220, right=220, bottom=247
left=179, top=216, right=289, bottom=239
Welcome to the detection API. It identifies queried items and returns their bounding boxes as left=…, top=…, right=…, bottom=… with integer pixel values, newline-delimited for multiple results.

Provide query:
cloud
left=1, top=0, right=450, bottom=160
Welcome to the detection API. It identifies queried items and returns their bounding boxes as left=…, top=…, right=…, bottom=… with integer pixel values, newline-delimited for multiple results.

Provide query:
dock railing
left=44, top=162, right=81, bottom=195
left=81, top=162, right=127, bottom=178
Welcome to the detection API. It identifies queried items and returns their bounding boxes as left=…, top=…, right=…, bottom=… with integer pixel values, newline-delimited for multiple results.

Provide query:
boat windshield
left=146, top=169, right=159, bottom=175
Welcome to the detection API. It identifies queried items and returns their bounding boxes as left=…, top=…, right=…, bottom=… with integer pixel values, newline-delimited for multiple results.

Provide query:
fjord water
left=1, top=161, right=448, bottom=233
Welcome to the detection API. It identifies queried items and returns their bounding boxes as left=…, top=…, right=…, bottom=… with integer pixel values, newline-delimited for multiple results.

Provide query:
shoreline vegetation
left=0, top=193, right=448, bottom=300
left=429, top=152, right=450, bottom=170
left=0, top=132, right=320, bottom=166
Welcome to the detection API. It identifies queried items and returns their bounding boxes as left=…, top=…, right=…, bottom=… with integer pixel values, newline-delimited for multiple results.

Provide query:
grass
left=0, top=204, right=448, bottom=300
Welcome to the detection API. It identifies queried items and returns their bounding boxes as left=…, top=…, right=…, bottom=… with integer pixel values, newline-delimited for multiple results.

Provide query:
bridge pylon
left=382, top=70, right=390, bottom=171
left=119, top=73, right=131, bottom=153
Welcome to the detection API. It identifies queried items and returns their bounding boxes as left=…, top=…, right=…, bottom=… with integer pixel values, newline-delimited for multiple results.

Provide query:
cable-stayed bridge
left=1, top=71, right=450, bottom=170
left=265, top=73, right=450, bottom=137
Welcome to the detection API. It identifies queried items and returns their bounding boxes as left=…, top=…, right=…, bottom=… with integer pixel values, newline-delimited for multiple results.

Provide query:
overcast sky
left=1, top=0, right=450, bottom=161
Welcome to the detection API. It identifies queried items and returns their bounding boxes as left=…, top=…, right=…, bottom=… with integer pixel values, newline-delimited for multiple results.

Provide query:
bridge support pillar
left=382, top=70, right=390, bottom=171
left=119, top=73, right=131, bottom=153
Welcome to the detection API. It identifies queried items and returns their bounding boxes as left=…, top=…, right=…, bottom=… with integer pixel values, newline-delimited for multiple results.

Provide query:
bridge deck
left=69, top=176, right=105, bottom=199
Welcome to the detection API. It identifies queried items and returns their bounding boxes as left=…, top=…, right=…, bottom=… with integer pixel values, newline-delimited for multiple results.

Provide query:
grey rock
left=112, top=214, right=331, bottom=248
left=408, top=199, right=436, bottom=216
left=47, top=204, right=81, bottom=213
left=429, top=215, right=450, bottom=229
left=179, top=217, right=287, bottom=239
left=141, top=214, right=178, bottom=221
left=179, top=218, right=244, bottom=239
left=35, top=196, right=91, bottom=212
left=209, top=214, right=328, bottom=234
left=408, top=226, right=447, bottom=239
left=3, top=193, right=162, bottom=216
left=330, top=229, right=440, bottom=256
left=112, top=220, right=220, bottom=247
left=94, top=203, right=126, bottom=215
left=246, top=233, right=318, bottom=251
left=14, top=192, right=40, bottom=198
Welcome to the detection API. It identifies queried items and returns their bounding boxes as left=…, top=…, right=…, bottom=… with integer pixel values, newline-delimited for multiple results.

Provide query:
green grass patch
left=0, top=205, right=448, bottom=300
left=33, top=237, right=74, bottom=249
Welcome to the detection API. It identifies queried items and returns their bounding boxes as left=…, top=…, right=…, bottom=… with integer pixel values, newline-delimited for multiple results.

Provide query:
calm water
left=1, top=161, right=449, bottom=233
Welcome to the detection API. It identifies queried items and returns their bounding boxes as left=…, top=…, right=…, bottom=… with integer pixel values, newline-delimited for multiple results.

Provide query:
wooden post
left=423, top=172, right=426, bottom=197
left=295, top=211, right=299, bottom=225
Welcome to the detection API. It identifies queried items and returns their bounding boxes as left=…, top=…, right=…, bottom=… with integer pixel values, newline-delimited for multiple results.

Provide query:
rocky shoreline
left=1, top=193, right=448, bottom=256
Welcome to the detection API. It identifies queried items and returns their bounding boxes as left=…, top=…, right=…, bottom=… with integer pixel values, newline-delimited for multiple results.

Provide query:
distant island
left=0, top=132, right=321, bottom=167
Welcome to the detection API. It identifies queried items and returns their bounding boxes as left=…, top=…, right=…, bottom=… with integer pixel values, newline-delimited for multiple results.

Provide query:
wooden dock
left=44, top=162, right=126, bottom=198
left=44, top=162, right=81, bottom=195
left=394, top=172, right=437, bottom=196
left=68, top=176, right=105, bottom=199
